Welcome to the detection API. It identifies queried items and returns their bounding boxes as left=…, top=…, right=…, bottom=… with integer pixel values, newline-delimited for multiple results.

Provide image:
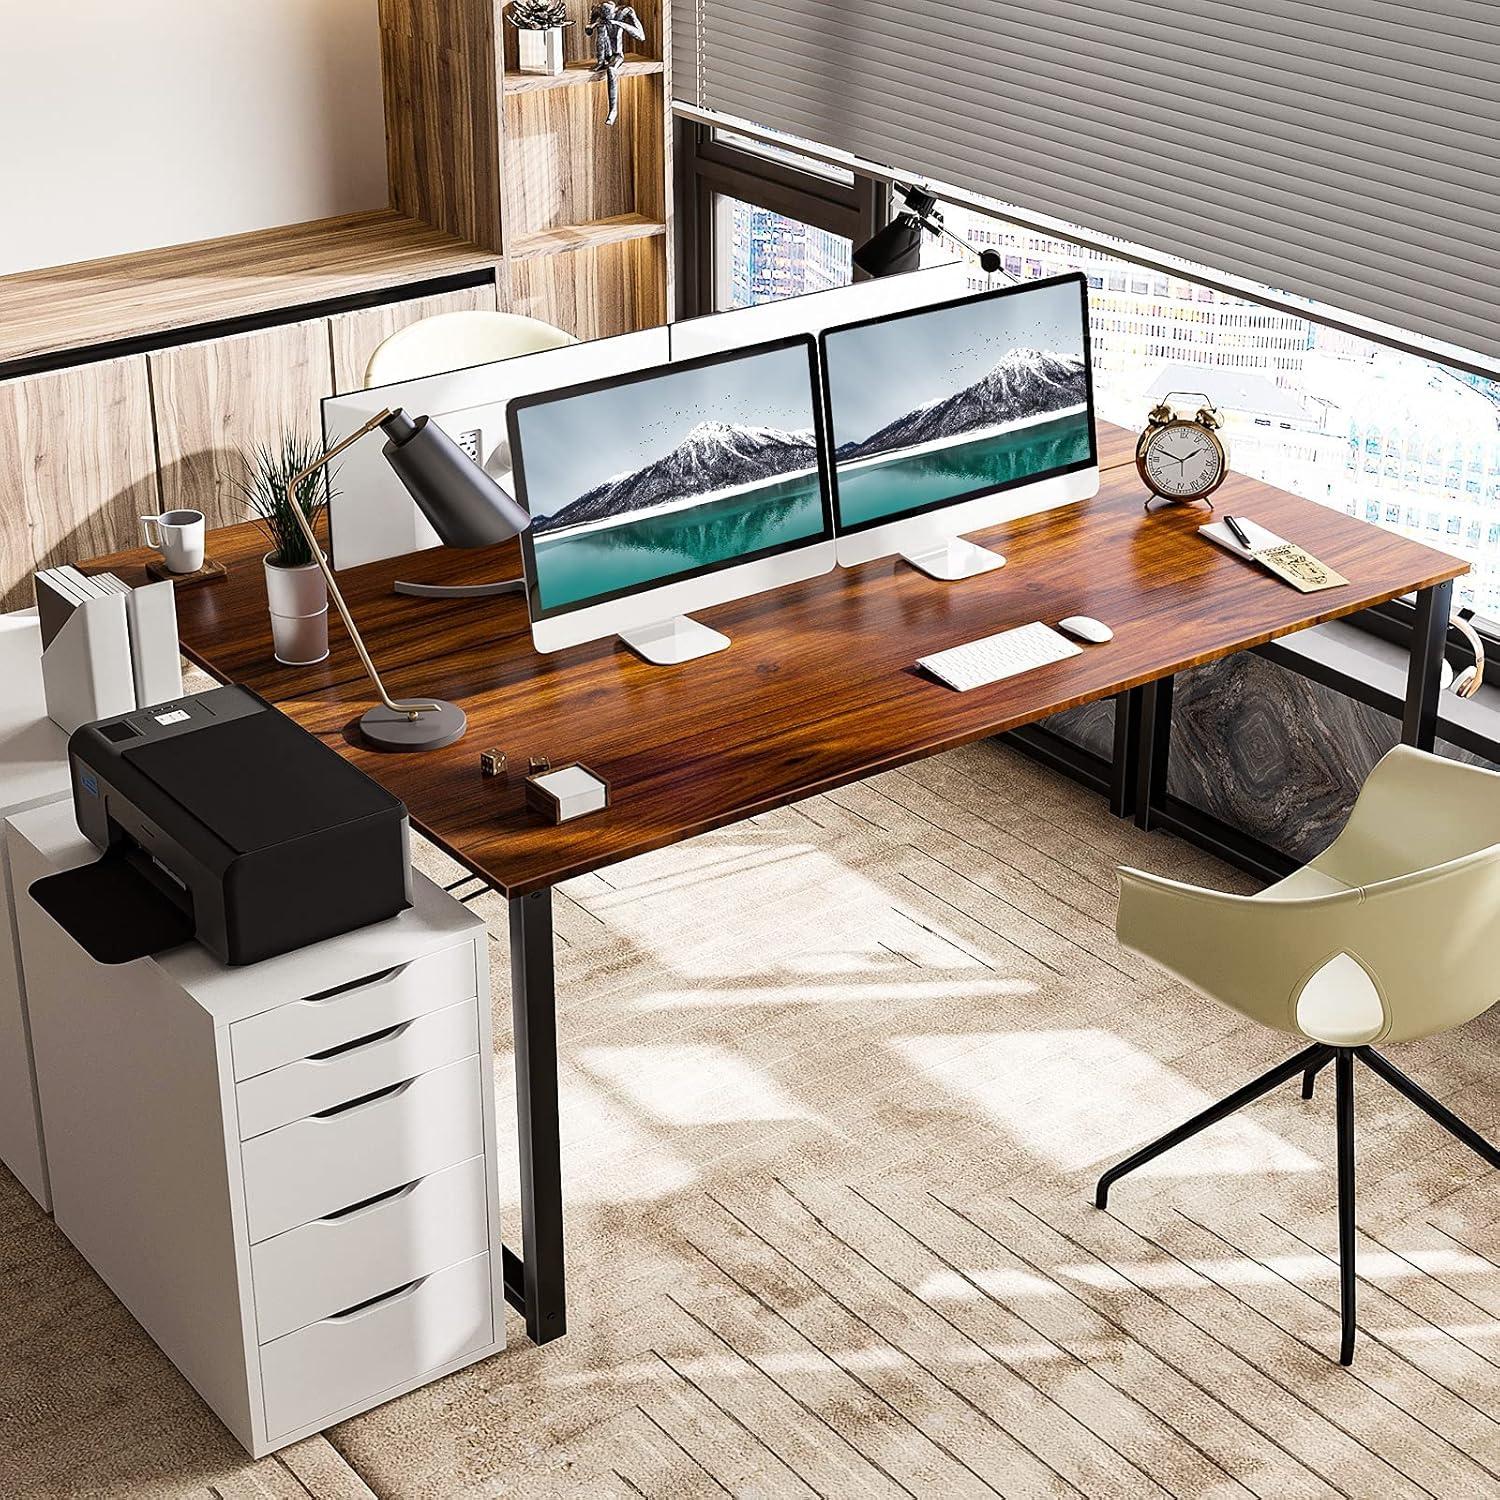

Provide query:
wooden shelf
left=0, top=211, right=502, bottom=368
left=507, top=213, right=668, bottom=260
left=503, top=56, right=663, bottom=94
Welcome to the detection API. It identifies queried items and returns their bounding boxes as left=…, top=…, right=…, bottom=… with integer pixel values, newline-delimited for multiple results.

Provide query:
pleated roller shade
left=673, top=0, right=1500, bottom=372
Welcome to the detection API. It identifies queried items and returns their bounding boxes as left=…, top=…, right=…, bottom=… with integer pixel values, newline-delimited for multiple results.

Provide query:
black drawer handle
left=300, top=963, right=406, bottom=1005
left=311, top=1077, right=414, bottom=1120
left=327, top=1276, right=427, bottom=1323
left=320, top=1178, right=422, bottom=1222
left=307, top=1020, right=412, bottom=1062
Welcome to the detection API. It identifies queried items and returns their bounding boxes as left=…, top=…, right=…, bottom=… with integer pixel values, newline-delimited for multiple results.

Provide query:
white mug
left=140, top=508, right=206, bottom=574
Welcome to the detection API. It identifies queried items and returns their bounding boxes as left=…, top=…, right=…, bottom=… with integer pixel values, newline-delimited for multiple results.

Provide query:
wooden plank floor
left=3, top=737, right=1497, bottom=1496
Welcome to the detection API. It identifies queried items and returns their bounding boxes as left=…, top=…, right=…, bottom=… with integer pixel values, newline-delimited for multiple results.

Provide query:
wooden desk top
left=0, top=211, right=500, bottom=370
left=84, top=422, right=1465, bottom=898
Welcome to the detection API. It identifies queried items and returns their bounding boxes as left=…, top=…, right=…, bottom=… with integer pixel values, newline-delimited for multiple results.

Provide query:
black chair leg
left=1336, top=1049, right=1357, bottom=1366
left=1357, top=1047, right=1500, bottom=1169
left=1095, top=1043, right=1331, bottom=1210
left=1302, top=1052, right=1332, bottom=1100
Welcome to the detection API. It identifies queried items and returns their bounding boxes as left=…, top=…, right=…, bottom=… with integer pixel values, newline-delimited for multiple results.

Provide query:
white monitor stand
left=902, top=536, right=1006, bottom=581
left=617, top=615, right=731, bottom=665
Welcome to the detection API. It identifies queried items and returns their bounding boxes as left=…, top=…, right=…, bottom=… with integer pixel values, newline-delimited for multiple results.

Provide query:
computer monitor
left=820, top=273, right=1098, bottom=580
left=508, top=336, right=834, bottom=664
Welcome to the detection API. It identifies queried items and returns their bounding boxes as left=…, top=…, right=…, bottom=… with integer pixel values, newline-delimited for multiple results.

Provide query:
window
left=916, top=194, right=1500, bottom=614
left=674, top=123, right=877, bottom=324
left=711, top=196, right=851, bottom=311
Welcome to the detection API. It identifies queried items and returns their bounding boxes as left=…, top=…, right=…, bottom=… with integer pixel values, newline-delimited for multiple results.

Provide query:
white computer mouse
left=1058, top=615, right=1114, bottom=644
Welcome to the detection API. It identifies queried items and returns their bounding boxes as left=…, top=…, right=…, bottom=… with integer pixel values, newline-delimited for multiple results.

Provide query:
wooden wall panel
left=0, top=358, right=158, bottom=610
left=379, top=0, right=504, bottom=251
left=329, top=281, right=500, bottom=393
left=149, top=321, right=333, bottom=533
left=506, top=238, right=666, bottom=341
left=503, top=81, right=649, bottom=237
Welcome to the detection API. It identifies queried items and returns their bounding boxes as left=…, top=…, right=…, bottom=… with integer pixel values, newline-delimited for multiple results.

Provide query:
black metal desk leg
left=1134, top=677, right=1174, bottom=830
left=507, top=889, right=566, bottom=1344
left=1402, top=581, right=1451, bottom=751
left=1110, top=686, right=1143, bottom=819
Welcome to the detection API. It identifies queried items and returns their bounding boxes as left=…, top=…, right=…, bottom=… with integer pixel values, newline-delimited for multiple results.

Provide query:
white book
left=54, top=564, right=109, bottom=600
left=123, top=580, right=183, bottom=708
left=39, top=593, right=137, bottom=734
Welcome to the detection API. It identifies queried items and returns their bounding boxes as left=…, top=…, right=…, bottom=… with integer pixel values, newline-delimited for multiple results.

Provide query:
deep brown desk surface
left=85, top=421, right=1465, bottom=899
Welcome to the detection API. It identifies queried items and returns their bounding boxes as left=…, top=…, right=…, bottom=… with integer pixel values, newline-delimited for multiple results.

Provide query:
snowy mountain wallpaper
left=515, top=343, right=825, bottom=612
left=824, top=279, right=1091, bottom=528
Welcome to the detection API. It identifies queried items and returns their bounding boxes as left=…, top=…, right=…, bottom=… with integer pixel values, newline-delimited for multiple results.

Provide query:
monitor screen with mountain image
left=821, top=273, right=1098, bottom=579
left=508, top=336, right=835, bottom=663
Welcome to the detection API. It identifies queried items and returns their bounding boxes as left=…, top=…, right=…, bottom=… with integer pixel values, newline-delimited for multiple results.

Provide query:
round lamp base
left=360, top=700, right=467, bottom=752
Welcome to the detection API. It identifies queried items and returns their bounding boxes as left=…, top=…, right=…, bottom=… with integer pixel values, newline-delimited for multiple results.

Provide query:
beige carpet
left=4, top=741, right=1498, bottom=1497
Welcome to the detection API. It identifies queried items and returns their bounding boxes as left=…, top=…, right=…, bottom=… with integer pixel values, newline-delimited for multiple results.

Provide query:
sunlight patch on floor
left=916, top=1266, right=1066, bottom=1302
left=631, top=976, right=1039, bottom=1010
left=579, top=1044, right=821, bottom=1127
left=891, top=1029, right=1322, bottom=1173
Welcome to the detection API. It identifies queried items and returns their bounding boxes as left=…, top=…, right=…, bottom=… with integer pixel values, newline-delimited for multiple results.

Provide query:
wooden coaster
left=145, top=558, right=229, bottom=588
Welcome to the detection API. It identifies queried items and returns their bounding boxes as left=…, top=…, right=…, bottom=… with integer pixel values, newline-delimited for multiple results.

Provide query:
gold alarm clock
left=1136, top=393, right=1227, bottom=510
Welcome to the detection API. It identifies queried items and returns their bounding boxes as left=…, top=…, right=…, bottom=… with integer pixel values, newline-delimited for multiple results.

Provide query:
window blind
left=673, top=0, right=1500, bottom=372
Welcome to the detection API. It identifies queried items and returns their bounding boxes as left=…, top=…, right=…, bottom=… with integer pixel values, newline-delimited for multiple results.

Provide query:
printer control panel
left=88, top=686, right=263, bottom=749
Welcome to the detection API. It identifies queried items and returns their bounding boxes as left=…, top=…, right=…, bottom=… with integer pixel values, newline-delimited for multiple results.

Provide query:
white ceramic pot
left=263, top=554, right=330, bottom=666
left=518, top=26, right=565, bottom=75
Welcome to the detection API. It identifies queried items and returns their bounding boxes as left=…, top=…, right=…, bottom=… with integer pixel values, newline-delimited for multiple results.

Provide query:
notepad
left=1200, top=519, right=1347, bottom=593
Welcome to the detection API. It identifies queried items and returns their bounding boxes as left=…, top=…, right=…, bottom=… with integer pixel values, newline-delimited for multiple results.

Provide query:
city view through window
left=718, top=185, right=1500, bottom=616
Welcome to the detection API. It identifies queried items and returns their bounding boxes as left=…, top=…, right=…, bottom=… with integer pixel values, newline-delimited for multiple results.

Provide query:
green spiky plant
left=507, top=0, right=572, bottom=28
left=238, top=435, right=338, bottom=569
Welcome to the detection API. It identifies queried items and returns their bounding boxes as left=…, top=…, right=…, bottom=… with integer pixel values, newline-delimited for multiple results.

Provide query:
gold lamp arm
left=284, top=409, right=440, bottom=720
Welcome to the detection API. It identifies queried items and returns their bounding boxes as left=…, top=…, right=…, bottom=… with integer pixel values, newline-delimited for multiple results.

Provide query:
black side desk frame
left=1130, top=581, right=1453, bottom=881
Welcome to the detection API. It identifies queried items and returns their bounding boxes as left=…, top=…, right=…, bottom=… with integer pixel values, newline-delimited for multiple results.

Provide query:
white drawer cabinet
left=7, top=800, right=506, bottom=1458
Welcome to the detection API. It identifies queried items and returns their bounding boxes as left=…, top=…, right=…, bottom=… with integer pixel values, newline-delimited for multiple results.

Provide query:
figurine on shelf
left=586, top=3, right=645, bottom=125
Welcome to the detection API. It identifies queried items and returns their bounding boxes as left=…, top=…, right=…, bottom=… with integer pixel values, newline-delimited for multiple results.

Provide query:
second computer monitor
left=821, top=273, right=1098, bottom=579
left=509, top=336, right=834, bottom=664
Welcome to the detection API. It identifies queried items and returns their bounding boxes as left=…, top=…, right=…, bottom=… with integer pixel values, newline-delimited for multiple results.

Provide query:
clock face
left=1143, top=422, right=1224, bottom=498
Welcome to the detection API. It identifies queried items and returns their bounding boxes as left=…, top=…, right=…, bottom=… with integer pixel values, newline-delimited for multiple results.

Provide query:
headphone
left=1443, top=609, right=1486, bottom=699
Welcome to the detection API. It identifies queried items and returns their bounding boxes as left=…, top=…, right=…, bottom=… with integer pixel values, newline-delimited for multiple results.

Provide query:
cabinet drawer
left=259, top=1251, right=494, bottom=1439
left=251, top=1155, right=491, bottom=1343
left=230, top=940, right=478, bottom=1081
left=241, top=1055, right=484, bottom=1243
left=236, top=998, right=479, bottom=1139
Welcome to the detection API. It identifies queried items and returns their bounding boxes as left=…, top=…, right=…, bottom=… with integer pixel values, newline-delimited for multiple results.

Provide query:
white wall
left=0, top=1, right=388, bottom=275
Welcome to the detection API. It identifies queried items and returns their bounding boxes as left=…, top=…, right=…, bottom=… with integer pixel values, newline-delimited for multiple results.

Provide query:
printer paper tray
left=31, top=849, right=196, bottom=965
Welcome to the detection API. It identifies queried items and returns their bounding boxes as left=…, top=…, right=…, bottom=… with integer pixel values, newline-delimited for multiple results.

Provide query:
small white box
left=525, top=764, right=609, bottom=822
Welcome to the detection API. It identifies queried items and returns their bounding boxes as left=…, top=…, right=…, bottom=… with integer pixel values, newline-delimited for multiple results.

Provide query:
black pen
left=1224, top=515, right=1253, bottom=550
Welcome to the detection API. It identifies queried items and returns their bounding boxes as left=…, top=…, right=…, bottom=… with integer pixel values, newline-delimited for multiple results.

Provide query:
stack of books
left=33, top=566, right=182, bottom=734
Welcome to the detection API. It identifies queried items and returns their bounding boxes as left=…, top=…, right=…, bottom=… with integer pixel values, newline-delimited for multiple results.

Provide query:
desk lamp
left=854, top=183, right=1016, bottom=281
left=285, top=409, right=531, bottom=752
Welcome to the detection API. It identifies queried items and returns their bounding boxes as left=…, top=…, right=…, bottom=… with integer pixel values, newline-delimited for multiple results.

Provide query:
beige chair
left=1097, top=744, right=1500, bottom=1364
left=364, top=311, right=576, bottom=599
left=364, top=310, right=576, bottom=388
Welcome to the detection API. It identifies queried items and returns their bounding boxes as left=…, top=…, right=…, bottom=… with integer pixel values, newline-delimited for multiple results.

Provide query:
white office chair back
left=1118, top=746, right=1500, bottom=1047
left=364, top=311, right=577, bottom=388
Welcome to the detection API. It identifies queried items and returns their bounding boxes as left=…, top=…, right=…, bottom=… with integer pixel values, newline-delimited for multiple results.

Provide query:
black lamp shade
left=852, top=216, right=924, bottom=279
left=380, top=411, right=531, bottom=548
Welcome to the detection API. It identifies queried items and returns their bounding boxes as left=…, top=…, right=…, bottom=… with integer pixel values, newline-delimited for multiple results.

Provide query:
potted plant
left=239, top=436, right=336, bottom=667
left=508, top=0, right=572, bottom=76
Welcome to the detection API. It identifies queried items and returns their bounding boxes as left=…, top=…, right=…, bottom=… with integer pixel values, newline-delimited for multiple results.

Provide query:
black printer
left=34, top=685, right=412, bottom=967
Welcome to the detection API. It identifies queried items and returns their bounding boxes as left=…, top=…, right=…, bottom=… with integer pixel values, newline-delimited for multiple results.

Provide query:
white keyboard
left=918, top=621, right=1082, bottom=692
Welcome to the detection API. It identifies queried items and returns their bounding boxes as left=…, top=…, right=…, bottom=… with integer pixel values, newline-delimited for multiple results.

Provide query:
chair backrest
left=1117, top=747, right=1500, bottom=1046
left=364, top=311, right=577, bottom=388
